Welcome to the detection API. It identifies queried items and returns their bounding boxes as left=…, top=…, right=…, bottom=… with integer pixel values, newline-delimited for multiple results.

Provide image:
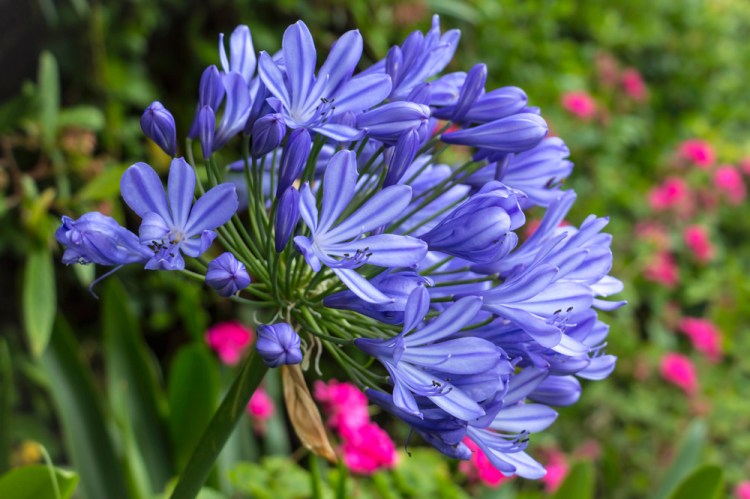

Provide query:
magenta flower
left=648, top=177, right=690, bottom=212
left=540, top=450, right=569, bottom=493
left=678, top=317, right=722, bottom=363
left=660, top=353, right=698, bottom=395
left=313, top=379, right=370, bottom=433
left=644, top=251, right=679, bottom=288
left=683, top=225, right=714, bottom=263
left=561, top=91, right=596, bottom=120
left=621, top=68, right=647, bottom=102
left=735, top=481, right=750, bottom=499
left=677, top=139, right=715, bottom=168
left=340, top=421, right=398, bottom=475
left=713, top=165, right=746, bottom=205
left=205, top=321, right=254, bottom=365
left=247, top=386, right=275, bottom=421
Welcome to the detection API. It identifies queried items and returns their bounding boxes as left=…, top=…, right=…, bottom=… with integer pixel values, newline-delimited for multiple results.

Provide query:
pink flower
left=682, top=225, right=714, bottom=263
left=561, top=91, right=597, bottom=120
left=644, top=251, right=679, bottom=288
left=459, top=437, right=512, bottom=488
left=314, top=379, right=370, bottom=434
left=713, top=165, right=746, bottom=204
left=247, top=386, right=275, bottom=420
left=740, top=158, right=750, bottom=176
left=678, top=317, right=722, bottom=362
left=205, top=321, right=254, bottom=365
left=340, top=422, right=397, bottom=475
left=621, top=68, right=647, bottom=102
left=660, top=353, right=698, bottom=395
left=541, top=450, right=569, bottom=494
left=648, top=177, right=690, bottom=212
left=735, top=481, right=750, bottom=499
left=677, top=139, right=715, bottom=169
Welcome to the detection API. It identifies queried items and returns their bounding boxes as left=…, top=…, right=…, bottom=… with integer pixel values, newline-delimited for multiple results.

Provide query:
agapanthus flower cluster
left=56, top=16, right=623, bottom=479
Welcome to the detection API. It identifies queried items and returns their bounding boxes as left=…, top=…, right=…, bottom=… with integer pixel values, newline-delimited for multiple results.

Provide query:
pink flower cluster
left=678, top=317, right=722, bottom=363
left=205, top=321, right=254, bottom=365
left=682, top=225, right=714, bottom=263
left=678, top=139, right=715, bottom=169
left=561, top=91, right=597, bottom=120
left=713, top=165, right=746, bottom=205
left=314, top=379, right=397, bottom=474
left=659, top=353, right=698, bottom=396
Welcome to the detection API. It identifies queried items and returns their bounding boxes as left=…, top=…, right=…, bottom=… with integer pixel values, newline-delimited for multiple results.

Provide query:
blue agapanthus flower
left=56, top=15, right=623, bottom=482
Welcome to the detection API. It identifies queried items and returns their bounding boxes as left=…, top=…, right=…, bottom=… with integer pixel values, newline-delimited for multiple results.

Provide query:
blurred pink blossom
left=205, top=321, right=254, bottom=365
left=648, top=177, right=690, bottom=212
left=635, top=222, right=671, bottom=250
left=561, top=91, right=597, bottom=120
left=682, top=225, right=714, bottom=263
left=679, top=317, right=722, bottom=362
left=340, top=422, right=397, bottom=475
left=713, top=165, right=746, bottom=204
left=460, top=437, right=512, bottom=488
left=740, top=158, right=750, bottom=176
left=660, top=353, right=698, bottom=395
left=677, top=139, right=715, bottom=169
left=247, top=386, right=275, bottom=420
left=735, top=481, right=750, bottom=499
left=314, top=379, right=370, bottom=433
left=644, top=251, right=679, bottom=288
left=621, top=68, right=647, bottom=102
left=541, top=450, right=569, bottom=494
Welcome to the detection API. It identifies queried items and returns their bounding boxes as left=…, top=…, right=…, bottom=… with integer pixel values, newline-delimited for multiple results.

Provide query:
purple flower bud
left=528, top=375, right=581, bottom=407
left=55, top=212, right=151, bottom=266
left=357, top=102, right=430, bottom=143
left=251, top=113, right=285, bottom=157
left=199, top=65, right=226, bottom=111
left=385, top=46, right=403, bottom=88
left=274, top=186, right=300, bottom=252
left=256, top=323, right=303, bottom=367
left=197, top=105, right=215, bottom=159
left=420, top=184, right=524, bottom=264
left=464, top=87, right=527, bottom=123
left=205, top=252, right=251, bottom=297
left=277, top=128, right=311, bottom=197
left=451, top=63, right=487, bottom=122
left=384, top=129, right=421, bottom=187
left=441, top=113, right=547, bottom=153
left=406, top=82, right=432, bottom=106
left=141, top=101, right=177, bottom=156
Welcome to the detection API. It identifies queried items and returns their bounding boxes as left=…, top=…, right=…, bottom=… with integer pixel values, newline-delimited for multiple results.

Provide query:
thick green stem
left=169, top=353, right=269, bottom=499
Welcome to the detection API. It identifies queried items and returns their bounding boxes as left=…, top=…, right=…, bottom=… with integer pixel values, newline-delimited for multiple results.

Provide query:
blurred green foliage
left=1, top=0, right=749, bottom=498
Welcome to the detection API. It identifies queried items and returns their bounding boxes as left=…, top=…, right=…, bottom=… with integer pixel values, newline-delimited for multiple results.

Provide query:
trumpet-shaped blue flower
left=56, top=212, right=151, bottom=266
left=258, top=21, right=392, bottom=141
left=121, top=158, right=238, bottom=270
left=294, top=150, right=428, bottom=303
left=356, top=287, right=507, bottom=420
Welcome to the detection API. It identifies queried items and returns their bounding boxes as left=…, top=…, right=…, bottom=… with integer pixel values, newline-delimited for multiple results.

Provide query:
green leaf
left=652, top=420, right=707, bottom=499
left=552, top=461, right=595, bottom=499
left=0, top=92, right=32, bottom=134
left=76, top=165, right=128, bottom=202
left=57, top=106, right=105, bottom=132
left=668, top=465, right=723, bottom=499
left=0, top=465, right=79, bottom=499
left=102, top=281, right=173, bottom=494
left=167, top=344, right=221, bottom=471
left=37, top=51, right=60, bottom=150
left=22, top=248, right=56, bottom=358
left=40, top=317, right=128, bottom=499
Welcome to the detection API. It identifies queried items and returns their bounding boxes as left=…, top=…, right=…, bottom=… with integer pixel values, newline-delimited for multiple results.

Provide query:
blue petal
left=121, top=162, right=171, bottom=222
left=283, top=21, right=316, bottom=110
left=490, top=404, right=557, bottom=433
left=298, top=183, right=318, bottom=233
left=182, top=230, right=217, bottom=257
left=504, top=366, right=548, bottom=405
left=258, top=51, right=292, bottom=110
left=309, top=29, right=363, bottom=104
left=325, top=184, right=413, bottom=241
left=406, top=296, right=483, bottom=345
left=442, top=113, right=548, bottom=152
left=319, top=150, right=357, bottom=233
left=324, top=234, right=427, bottom=268
left=332, top=268, right=392, bottom=304
left=137, top=212, right=170, bottom=244
left=402, top=338, right=502, bottom=374
left=184, top=183, right=238, bottom=235
left=332, top=73, right=392, bottom=114
left=403, top=286, right=430, bottom=333
left=167, top=158, right=196, bottom=229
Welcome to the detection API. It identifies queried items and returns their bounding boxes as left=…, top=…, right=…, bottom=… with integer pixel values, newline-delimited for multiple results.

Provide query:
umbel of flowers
left=56, top=17, right=623, bottom=481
